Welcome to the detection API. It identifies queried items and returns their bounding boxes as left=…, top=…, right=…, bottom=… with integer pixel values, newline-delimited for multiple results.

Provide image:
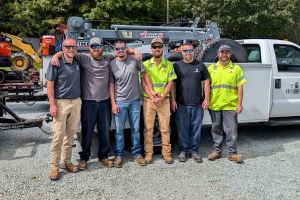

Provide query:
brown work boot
left=163, top=155, right=173, bottom=164
left=113, top=156, right=123, bottom=168
left=99, top=158, right=114, bottom=168
left=134, top=156, right=147, bottom=166
left=78, top=160, right=87, bottom=170
left=144, top=154, right=153, bottom=164
left=65, top=163, right=79, bottom=173
left=228, top=154, right=243, bottom=163
left=208, top=151, right=221, bottom=161
left=59, top=161, right=66, bottom=169
left=49, top=168, right=59, bottom=181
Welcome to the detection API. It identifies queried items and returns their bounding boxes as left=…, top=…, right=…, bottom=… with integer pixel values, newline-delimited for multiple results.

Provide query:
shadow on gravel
left=0, top=128, right=51, bottom=160
left=197, top=124, right=300, bottom=159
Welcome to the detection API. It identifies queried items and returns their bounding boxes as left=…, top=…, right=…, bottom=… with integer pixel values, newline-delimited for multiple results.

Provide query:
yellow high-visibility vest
left=208, top=60, right=246, bottom=111
left=143, top=57, right=177, bottom=97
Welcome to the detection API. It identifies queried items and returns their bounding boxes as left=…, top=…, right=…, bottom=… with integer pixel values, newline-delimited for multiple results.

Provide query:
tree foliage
left=0, top=0, right=299, bottom=43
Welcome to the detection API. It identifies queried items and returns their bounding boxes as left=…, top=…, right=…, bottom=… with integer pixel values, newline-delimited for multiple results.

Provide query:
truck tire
left=11, top=52, right=32, bottom=72
left=202, top=38, right=248, bottom=63
left=0, top=70, right=6, bottom=83
left=142, top=53, right=153, bottom=62
left=167, top=52, right=182, bottom=62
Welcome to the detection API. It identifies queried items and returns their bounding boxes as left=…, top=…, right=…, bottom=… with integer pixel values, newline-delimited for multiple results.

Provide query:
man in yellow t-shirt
left=142, top=38, right=177, bottom=164
left=207, top=44, right=246, bottom=163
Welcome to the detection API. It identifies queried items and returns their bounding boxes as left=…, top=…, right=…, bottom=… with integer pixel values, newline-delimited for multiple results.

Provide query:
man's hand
left=152, top=95, right=165, bottom=106
left=112, top=103, right=119, bottom=114
left=237, top=104, right=243, bottom=114
left=49, top=104, right=57, bottom=118
left=202, top=99, right=209, bottom=110
left=51, top=55, right=60, bottom=66
left=171, top=99, right=177, bottom=112
left=133, top=49, right=142, bottom=60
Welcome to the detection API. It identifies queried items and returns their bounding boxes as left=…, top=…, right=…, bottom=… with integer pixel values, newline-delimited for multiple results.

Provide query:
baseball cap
left=218, top=44, right=231, bottom=52
left=151, top=37, right=163, bottom=45
left=89, top=37, right=102, bottom=45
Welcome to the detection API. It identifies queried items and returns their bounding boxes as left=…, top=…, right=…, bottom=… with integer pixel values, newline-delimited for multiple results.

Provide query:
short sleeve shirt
left=46, top=56, right=81, bottom=99
left=109, top=55, right=144, bottom=101
left=143, top=57, right=177, bottom=97
left=173, top=60, right=209, bottom=105
left=76, top=53, right=114, bottom=101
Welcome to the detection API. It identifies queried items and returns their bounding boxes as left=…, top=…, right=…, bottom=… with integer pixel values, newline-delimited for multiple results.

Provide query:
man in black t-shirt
left=171, top=43, right=210, bottom=163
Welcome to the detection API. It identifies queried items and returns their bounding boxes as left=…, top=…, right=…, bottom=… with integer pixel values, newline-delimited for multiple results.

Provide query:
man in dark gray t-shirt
left=109, top=40, right=151, bottom=167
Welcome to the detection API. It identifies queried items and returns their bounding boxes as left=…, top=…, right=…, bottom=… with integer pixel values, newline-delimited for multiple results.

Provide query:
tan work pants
left=50, top=98, right=81, bottom=169
left=143, top=98, right=171, bottom=157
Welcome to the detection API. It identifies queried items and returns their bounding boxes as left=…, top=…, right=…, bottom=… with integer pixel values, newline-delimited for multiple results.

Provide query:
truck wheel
left=202, top=38, right=248, bottom=63
left=142, top=53, right=153, bottom=62
left=0, top=70, right=7, bottom=83
left=167, top=52, right=182, bottom=62
left=11, top=52, right=32, bottom=72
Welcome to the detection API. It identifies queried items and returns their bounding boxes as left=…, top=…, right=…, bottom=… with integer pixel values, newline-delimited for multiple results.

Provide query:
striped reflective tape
left=153, top=83, right=166, bottom=88
left=237, top=76, right=245, bottom=83
left=211, top=84, right=237, bottom=90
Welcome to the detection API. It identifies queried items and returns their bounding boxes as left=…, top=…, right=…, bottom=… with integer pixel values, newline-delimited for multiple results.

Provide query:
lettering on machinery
left=286, top=82, right=300, bottom=95
left=140, top=31, right=163, bottom=39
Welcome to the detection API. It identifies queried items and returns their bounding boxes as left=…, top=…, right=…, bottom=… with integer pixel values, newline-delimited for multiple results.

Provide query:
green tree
left=191, top=0, right=298, bottom=41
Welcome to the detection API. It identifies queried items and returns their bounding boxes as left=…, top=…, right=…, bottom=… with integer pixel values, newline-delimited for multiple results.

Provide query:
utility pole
left=166, top=0, right=169, bottom=23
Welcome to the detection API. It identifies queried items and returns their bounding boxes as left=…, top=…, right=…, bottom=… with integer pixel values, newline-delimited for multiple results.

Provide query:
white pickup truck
left=202, top=39, right=300, bottom=125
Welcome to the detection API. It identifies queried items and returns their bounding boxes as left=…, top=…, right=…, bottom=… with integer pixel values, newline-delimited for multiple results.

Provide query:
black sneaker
left=191, top=152, right=203, bottom=163
left=178, top=151, right=187, bottom=162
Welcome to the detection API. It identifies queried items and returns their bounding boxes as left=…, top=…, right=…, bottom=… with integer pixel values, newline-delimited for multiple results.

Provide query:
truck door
left=270, top=42, right=300, bottom=117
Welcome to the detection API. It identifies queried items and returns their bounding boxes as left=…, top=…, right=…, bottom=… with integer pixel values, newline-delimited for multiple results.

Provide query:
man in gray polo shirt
left=46, top=38, right=81, bottom=180
left=109, top=40, right=151, bottom=167
left=51, top=37, right=141, bottom=170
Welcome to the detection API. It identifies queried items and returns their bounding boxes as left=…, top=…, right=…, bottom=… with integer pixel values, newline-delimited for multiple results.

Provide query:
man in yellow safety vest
left=207, top=44, right=246, bottom=163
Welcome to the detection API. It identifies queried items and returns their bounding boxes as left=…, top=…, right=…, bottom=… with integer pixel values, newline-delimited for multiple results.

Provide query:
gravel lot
left=0, top=102, right=300, bottom=200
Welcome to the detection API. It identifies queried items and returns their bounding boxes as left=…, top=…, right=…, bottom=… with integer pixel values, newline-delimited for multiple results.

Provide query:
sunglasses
left=64, top=45, right=77, bottom=50
left=90, top=44, right=103, bottom=49
left=182, top=49, right=194, bottom=53
left=115, top=47, right=126, bottom=51
left=151, top=45, right=163, bottom=49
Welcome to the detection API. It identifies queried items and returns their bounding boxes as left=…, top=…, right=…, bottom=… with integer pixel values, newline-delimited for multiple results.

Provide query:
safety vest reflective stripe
left=211, top=84, right=238, bottom=90
left=153, top=83, right=166, bottom=88
left=168, top=71, right=176, bottom=77
left=237, top=75, right=245, bottom=83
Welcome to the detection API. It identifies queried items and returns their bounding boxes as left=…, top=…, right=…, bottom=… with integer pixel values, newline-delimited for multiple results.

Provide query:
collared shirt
left=208, top=60, right=246, bottom=111
left=46, top=56, right=81, bottom=99
left=143, top=57, right=177, bottom=97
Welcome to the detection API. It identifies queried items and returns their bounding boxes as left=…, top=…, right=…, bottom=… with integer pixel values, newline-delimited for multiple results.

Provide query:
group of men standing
left=46, top=36, right=246, bottom=181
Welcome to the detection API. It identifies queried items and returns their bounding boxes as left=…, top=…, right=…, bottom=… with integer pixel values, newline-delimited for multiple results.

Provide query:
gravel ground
left=0, top=102, right=300, bottom=200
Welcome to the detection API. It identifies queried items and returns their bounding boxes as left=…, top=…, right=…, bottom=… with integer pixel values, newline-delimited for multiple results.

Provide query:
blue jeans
left=114, top=99, right=142, bottom=157
left=79, top=99, right=111, bottom=161
left=175, top=103, right=204, bottom=153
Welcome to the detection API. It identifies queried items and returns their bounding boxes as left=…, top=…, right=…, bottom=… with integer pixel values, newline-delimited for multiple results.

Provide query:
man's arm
left=141, top=78, right=155, bottom=100
left=127, top=48, right=142, bottom=60
left=153, top=81, right=174, bottom=105
left=142, top=72, right=157, bottom=97
left=170, top=83, right=177, bottom=112
left=109, top=83, right=119, bottom=114
left=237, top=86, right=243, bottom=114
left=202, top=79, right=210, bottom=110
left=47, top=80, right=57, bottom=117
left=50, top=51, right=64, bottom=66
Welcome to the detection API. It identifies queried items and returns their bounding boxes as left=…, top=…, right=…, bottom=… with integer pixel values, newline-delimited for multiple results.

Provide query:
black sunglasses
left=64, top=45, right=77, bottom=50
left=151, top=45, right=163, bottom=49
left=115, top=47, right=126, bottom=51
left=90, top=44, right=103, bottom=49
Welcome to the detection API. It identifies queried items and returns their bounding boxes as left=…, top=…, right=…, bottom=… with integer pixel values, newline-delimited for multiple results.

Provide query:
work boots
left=163, top=154, right=173, bottom=164
left=49, top=168, right=59, bottom=181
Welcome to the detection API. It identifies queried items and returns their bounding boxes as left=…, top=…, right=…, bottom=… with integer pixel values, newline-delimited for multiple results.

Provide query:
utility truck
left=59, top=16, right=300, bottom=127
